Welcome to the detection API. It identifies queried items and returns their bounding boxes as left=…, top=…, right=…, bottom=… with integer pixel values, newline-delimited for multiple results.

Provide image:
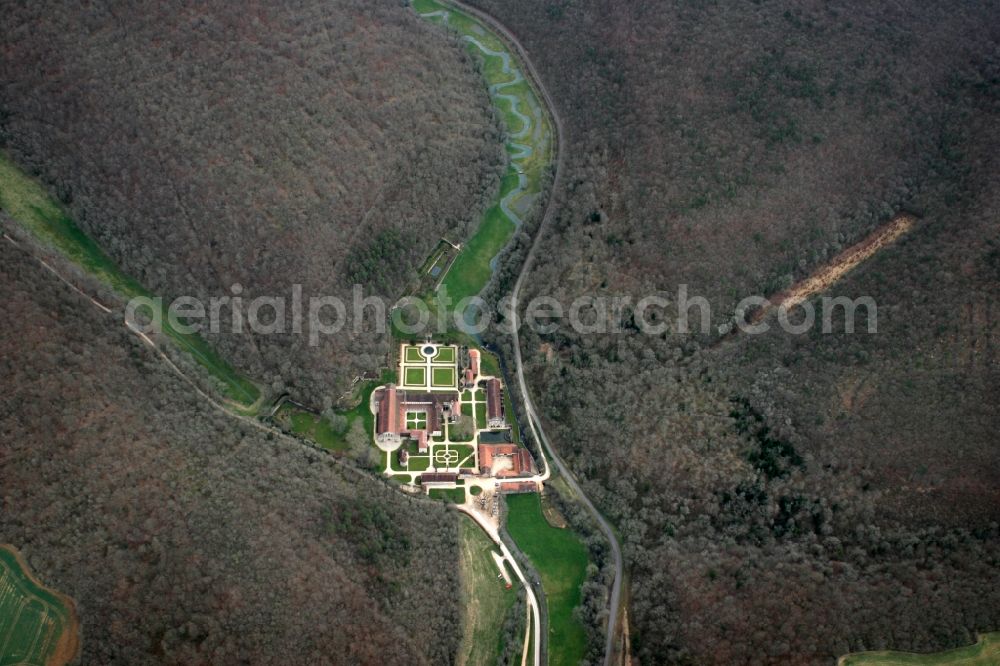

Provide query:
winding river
left=414, top=3, right=625, bottom=666
left=417, top=2, right=551, bottom=278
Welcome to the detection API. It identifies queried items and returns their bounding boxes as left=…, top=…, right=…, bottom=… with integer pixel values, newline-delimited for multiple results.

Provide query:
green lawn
left=457, top=517, right=520, bottom=666
left=0, top=153, right=260, bottom=408
left=282, top=408, right=350, bottom=452
left=451, top=444, right=476, bottom=461
left=429, top=487, right=466, bottom=504
left=354, top=368, right=394, bottom=436
left=432, top=366, right=457, bottom=388
left=505, top=493, right=589, bottom=666
left=503, top=389, right=520, bottom=442
left=278, top=367, right=392, bottom=453
left=389, top=450, right=408, bottom=472
left=431, top=444, right=474, bottom=468
left=390, top=440, right=431, bottom=471
left=433, top=346, right=457, bottom=363
left=404, top=366, right=427, bottom=386
left=407, top=456, right=431, bottom=472
left=478, top=349, right=501, bottom=378
left=405, top=411, right=428, bottom=430
left=840, top=634, right=1000, bottom=666
left=405, top=345, right=425, bottom=362
left=434, top=447, right=462, bottom=467
left=306, top=411, right=341, bottom=446
left=441, top=168, right=520, bottom=303
left=436, top=443, right=475, bottom=467
left=0, top=546, right=78, bottom=665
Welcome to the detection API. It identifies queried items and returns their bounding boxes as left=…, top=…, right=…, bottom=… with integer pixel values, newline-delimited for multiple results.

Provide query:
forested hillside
left=0, top=237, right=462, bottom=665
left=479, top=0, right=997, bottom=317
left=471, top=0, right=1000, bottom=662
left=0, top=0, right=503, bottom=405
left=3, top=0, right=999, bottom=662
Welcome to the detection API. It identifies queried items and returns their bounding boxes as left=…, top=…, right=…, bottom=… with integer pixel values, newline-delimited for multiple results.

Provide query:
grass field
left=434, top=447, right=461, bottom=467
left=457, top=518, right=520, bottom=666
left=404, top=366, right=427, bottom=386
left=451, top=444, right=475, bottom=461
left=441, top=169, right=520, bottom=303
left=505, top=493, right=589, bottom=666
left=433, top=346, right=457, bottom=363
left=0, top=152, right=260, bottom=408
left=390, top=451, right=408, bottom=472
left=404, top=345, right=425, bottom=362
left=429, top=487, right=466, bottom=503
left=434, top=444, right=475, bottom=468
left=0, top=545, right=79, bottom=666
left=281, top=409, right=350, bottom=452
left=277, top=368, right=392, bottom=452
left=432, top=366, right=457, bottom=388
left=477, top=349, right=501, bottom=378
left=840, top=633, right=1000, bottom=666
left=503, top=388, right=520, bottom=442
left=408, top=456, right=431, bottom=472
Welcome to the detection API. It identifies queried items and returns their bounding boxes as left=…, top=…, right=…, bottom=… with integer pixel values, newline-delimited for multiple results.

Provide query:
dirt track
left=753, top=212, right=916, bottom=323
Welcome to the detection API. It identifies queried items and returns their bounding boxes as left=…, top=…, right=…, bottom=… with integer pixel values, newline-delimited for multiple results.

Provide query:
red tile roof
left=499, top=481, right=538, bottom=494
left=485, top=378, right=503, bottom=421
left=478, top=443, right=534, bottom=477
left=375, top=385, right=398, bottom=435
left=419, top=473, right=458, bottom=485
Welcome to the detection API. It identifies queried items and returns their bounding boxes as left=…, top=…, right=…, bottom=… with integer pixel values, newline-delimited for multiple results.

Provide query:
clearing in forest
left=753, top=213, right=916, bottom=323
left=457, top=517, right=520, bottom=666
left=839, top=632, right=1000, bottom=665
left=0, top=545, right=79, bottom=666
left=505, top=493, right=589, bottom=666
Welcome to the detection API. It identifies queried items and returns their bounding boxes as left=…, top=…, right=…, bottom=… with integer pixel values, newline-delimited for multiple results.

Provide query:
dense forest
left=2, top=0, right=999, bottom=663
left=472, top=0, right=1000, bottom=663
left=0, top=237, right=463, bottom=664
left=0, top=0, right=504, bottom=406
